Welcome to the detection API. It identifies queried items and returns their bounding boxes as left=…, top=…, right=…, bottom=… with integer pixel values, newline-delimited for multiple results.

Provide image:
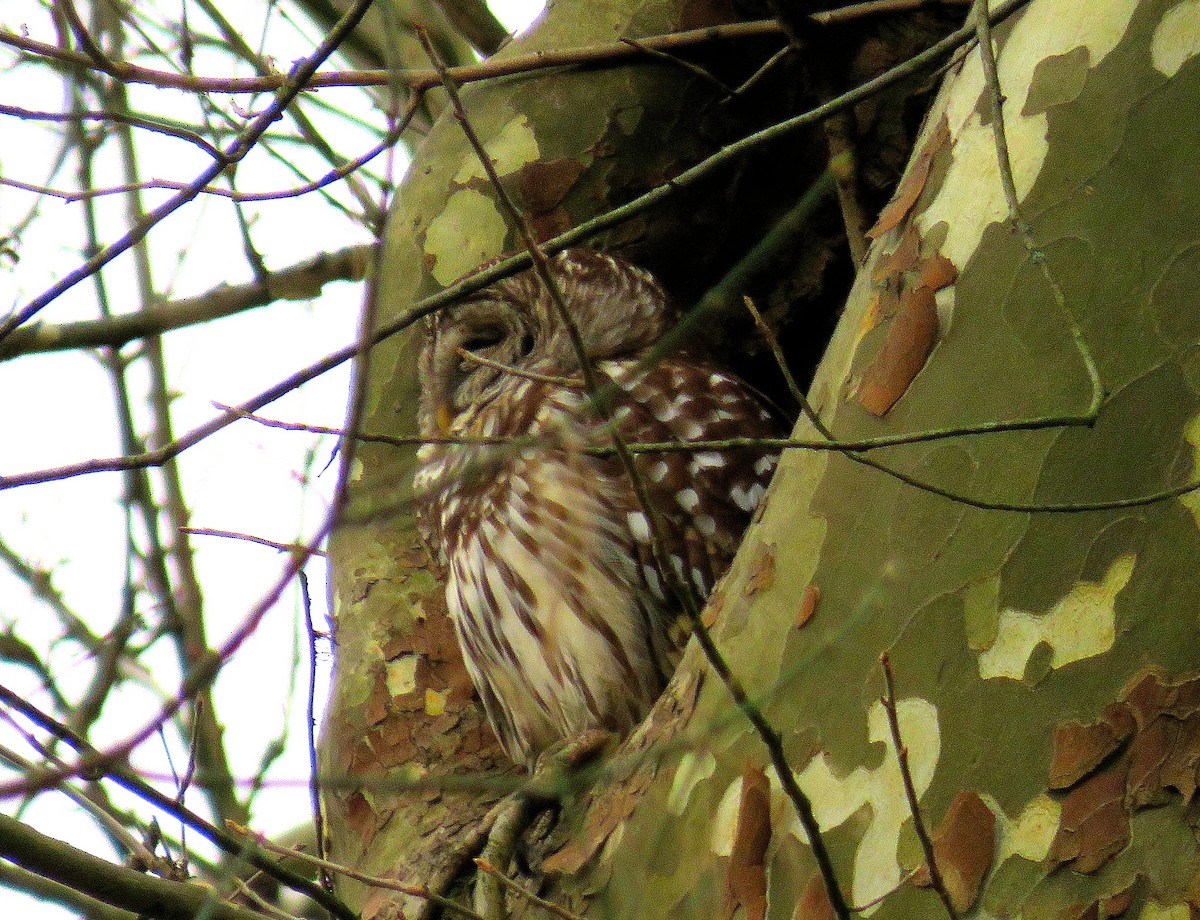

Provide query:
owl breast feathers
left=415, top=250, right=782, bottom=764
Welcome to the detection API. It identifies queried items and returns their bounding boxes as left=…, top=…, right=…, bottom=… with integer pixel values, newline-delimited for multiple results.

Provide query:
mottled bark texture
left=540, top=2, right=1200, bottom=919
left=319, top=0, right=1200, bottom=918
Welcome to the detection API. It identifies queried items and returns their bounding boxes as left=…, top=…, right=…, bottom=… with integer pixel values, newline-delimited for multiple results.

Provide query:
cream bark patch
left=978, top=554, right=1135, bottom=680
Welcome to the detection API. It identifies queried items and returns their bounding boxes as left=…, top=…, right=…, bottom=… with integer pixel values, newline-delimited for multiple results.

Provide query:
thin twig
left=103, top=24, right=247, bottom=826
left=0, top=92, right=418, bottom=207
left=181, top=528, right=326, bottom=557
left=0, top=103, right=221, bottom=156
left=298, top=568, right=331, bottom=891
left=225, top=824, right=488, bottom=920
left=0, top=686, right=355, bottom=920
left=0, top=244, right=373, bottom=360
left=58, top=0, right=117, bottom=73
left=880, top=655, right=958, bottom=920
left=227, top=406, right=1101, bottom=457
left=618, top=37, right=734, bottom=95
left=456, top=347, right=584, bottom=387
left=1, top=2, right=972, bottom=95
left=971, top=0, right=1104, bottom=418
left=474, top=859, right=586, bottom=920
left=0, top=0, right=379, bottom=345
left=849, top=867, right=921, bottom=913
left=231, top=877, right=303, bottom=920
left=0, top=812, right=271, bottom=920
left=733, top=45, right=790, bottom=95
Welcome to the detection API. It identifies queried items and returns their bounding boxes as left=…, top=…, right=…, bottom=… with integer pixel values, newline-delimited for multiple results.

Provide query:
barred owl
left=415, top=250, right=782, bottom=765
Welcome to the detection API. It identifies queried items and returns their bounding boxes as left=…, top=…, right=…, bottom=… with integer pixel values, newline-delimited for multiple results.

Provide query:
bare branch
left=0, top=686, right=353, bottom=920
left=0, top=245, right=373, bottom=360
left=0, top=0, right=380, bottom=344
left=0, top=811, right=277, bottom=920
left=880, top=655, right=958, bottom=920
left=0, top=1, right=971, bottom=95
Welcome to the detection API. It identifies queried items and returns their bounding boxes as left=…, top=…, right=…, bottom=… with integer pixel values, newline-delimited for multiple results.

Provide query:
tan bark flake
left=1102, top=881, right=1136, bottom=918
left=725, top=763, right=771, bottom=920
left=1049, top=718, right=1129, bottom=790
left=745, top=546, right=777, bottom=598
left=928, top=790, right=996, bottom=914
left=868, top=116, right=950, bottom=239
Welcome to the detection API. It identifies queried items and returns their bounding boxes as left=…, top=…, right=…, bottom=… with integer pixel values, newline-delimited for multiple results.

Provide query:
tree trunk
left=323, top=0, right=1200, bottom=917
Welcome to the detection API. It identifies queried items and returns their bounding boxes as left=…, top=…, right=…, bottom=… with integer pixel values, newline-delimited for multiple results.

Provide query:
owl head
left=419, top=250, right=678, bottom=429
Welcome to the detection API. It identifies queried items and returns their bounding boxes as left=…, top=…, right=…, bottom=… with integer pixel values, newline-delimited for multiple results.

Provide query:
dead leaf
left=796, top=585, right=820, bottom=629
left=793, top=873, right=838, bottom=920
left=726, top=763, right=771, bottom=920
left=1048, top=766, right=1131, bottom=873
left=928, top=791, right=995, bottom=913
left=868, top=116, right=950, bottom=239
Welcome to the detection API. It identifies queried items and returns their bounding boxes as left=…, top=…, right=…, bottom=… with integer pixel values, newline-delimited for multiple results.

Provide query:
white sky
left=0, top=1, right=543, bottom=916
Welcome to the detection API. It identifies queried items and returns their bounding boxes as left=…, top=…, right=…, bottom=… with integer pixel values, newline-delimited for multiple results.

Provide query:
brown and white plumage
left=415, top=250, right=781, bottom=764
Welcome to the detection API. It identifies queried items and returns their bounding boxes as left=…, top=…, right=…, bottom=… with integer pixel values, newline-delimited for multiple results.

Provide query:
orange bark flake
left=868, top=116, right=950, bottom=239
left=1049, top=719, right=1129, bottom=790
left=745, top=547, right=777, bottom=597
left=796, top=585, right=820, bottom=628
left=1102, top=882, right=1136, bottom=917
left=793, top=873, right=838, bottom=920
left=725, top=764, right=772, bottom=920
left=857, top=223, right=956, bottom=416
left=1054, top=902, right=1099, bottom=920
left=927, top=791, right=995, bottom=913
left=1048, top=767, right=1131, bottom=873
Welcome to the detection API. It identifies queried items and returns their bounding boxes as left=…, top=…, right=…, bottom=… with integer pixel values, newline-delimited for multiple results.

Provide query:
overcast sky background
left=0, top=0, right=542, bottom=914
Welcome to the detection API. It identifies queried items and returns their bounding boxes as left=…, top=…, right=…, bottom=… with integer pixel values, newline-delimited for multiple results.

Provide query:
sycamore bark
left=323, top=1, right=1200, bottom=917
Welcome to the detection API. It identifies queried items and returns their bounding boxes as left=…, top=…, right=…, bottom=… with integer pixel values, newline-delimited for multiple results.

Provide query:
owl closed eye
left=414, top=249, right=782, bottom=765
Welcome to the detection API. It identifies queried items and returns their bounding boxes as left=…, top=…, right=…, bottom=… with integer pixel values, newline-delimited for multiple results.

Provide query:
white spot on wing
left=676, top=488, right=700, bottom=512
left=627, top=511, right=651, bottom=542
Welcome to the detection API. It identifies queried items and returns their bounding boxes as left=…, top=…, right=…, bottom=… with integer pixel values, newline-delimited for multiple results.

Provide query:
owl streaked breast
left=414, top=250, right=782, bottom=764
